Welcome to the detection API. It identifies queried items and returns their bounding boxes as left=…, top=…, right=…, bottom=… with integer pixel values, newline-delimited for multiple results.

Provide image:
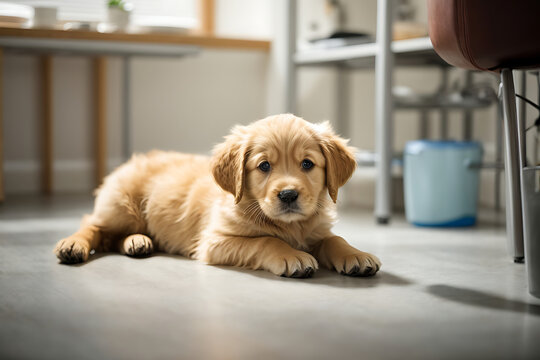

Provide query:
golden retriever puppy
left=54, top=114, right=381, bottom=278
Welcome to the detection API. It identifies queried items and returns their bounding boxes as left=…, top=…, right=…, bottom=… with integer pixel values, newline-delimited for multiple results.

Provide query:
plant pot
left=107, top=7, right=130, bottom=31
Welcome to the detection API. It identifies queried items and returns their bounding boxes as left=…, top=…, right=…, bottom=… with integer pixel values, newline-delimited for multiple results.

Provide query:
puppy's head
left=211, top=114, right=356, bottom=223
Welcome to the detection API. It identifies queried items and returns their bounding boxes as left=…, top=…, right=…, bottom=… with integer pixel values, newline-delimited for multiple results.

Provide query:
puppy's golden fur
left=54, top=114, right=381, bottom=278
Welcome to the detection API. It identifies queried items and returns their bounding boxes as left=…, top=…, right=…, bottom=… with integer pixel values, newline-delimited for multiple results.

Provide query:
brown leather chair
left=427, top=0, right=540, bottom=263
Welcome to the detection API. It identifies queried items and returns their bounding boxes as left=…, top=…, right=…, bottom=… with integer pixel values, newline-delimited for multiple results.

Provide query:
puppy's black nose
left=278, top=189, right=298, bottom=204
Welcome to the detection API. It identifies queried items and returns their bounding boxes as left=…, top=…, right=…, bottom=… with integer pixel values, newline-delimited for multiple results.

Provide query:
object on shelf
left=309, top=31, right=374, bottom=49
left=393, top=0, right=427, bottom=40
left=63, top=22, right=94, bottom=31
left=131, top=15, right=194, bottom=34
left=32, top=5, right=57, bottom=29
left=394, top=0, right=428, bottom=40
left=107, top=0, right=133, bottom=31
left=393, top=21, right=428, bottom=41
left=96, top=15, right=195, bottom=34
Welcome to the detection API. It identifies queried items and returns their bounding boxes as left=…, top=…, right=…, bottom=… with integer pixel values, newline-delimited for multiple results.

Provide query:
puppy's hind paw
left=54, top=237, right=90, bottom=264
left=122, top=234, right=153, bottom=257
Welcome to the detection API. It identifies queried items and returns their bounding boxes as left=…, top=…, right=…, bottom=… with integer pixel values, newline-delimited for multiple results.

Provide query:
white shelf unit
left=278, top=0, right=501, bottom=223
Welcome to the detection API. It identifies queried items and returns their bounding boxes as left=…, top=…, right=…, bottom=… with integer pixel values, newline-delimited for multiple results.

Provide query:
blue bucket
left=404, top=140, right=483, bottom=227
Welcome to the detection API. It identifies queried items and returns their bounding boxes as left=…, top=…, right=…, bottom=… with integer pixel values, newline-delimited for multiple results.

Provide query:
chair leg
left=500, top=69, right=524, bottom=262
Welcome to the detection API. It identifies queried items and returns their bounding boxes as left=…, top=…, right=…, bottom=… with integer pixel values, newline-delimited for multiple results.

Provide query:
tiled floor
left=1, top=195, right=539, bottom=360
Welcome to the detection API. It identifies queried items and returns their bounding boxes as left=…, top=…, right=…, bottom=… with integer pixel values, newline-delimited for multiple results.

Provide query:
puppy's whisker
left=244, top=201, right=271, bottom=227
left=242, top=200, right=258, bottom=212
left=242, top=201, right=258, bottom=215
left=243, top=207, right=259, bottom=223
left=242, top=200, right=265, bottom=225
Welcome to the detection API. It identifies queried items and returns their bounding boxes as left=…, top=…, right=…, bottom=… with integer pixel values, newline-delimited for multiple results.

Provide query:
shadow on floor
left=58, top=251, right=413, bottom=289
left=427, top=284, right=540, bottom=316
left=214, top=264, right=413, bottom=289
left=63, top=252, right=112, bottom=267
left=308, top=268, right=413, bottom=288
left=56, top=251, right=174, bottom=267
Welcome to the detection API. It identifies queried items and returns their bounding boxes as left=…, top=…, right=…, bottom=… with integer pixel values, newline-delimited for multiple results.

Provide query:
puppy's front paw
left=267, top=251, right=318, bottom=278
left=333, top=252, right=381, bottom=277
left=54, top=237, right=90, bottom=264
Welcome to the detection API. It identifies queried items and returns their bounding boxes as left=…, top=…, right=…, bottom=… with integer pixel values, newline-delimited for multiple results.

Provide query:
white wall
left=131, top=50, right=269, bottom=155
left=4, top=55, right=125, bottom=193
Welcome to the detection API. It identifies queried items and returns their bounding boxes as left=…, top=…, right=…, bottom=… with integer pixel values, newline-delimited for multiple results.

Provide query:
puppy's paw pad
left=54, top=238, right=89, bottom=264
left=341, top=265, right=375, bottom=277
left=124, top=234, right=153, bottom=257
left=285, top=266, right=315, bottom=279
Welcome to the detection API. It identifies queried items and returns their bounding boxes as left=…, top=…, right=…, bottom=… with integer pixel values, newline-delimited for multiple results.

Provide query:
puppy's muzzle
left=278, top=189, right=298, bottom=204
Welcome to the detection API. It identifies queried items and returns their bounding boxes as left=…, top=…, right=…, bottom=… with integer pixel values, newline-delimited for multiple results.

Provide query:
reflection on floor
left=1, top=195, right=539, bottom=360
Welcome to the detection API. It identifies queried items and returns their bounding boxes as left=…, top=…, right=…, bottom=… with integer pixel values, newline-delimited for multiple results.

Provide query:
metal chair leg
left=495, top=98, right=503, bottom=211
left=500, top=69, right=525, bottom=262
left=374, top=0, right=395, bottom=224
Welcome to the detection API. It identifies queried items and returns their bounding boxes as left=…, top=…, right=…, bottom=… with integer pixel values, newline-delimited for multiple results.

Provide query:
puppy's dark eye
left=301, top=159, right=314, bottom=170
left=258, top=161, right=271, bottom=172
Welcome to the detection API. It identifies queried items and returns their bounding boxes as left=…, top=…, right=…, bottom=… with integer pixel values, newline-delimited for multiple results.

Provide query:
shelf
left=0, top=36, right=200, bottom=57
left=295, top=36, right=447, bottom=68
left=296, top=41, right=378, bottom=65
left=395, top=96, right=493, bottom=110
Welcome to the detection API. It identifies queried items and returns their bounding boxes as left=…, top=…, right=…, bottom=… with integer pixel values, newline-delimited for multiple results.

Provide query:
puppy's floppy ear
left=315, top=121, right=357, bottom=203
left=211, top=125, right=249, bottom=204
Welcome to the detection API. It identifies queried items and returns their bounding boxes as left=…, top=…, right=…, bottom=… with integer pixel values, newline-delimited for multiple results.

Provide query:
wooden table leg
left=41, top=55, right=53, bottom=195
left=0, top=48, right=4, bottom=202
left=94, top=57, right=106, bottom=187
left=199, top=0, right=215, bottom=35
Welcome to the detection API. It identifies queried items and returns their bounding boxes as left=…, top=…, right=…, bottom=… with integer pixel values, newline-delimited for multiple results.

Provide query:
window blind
left=10, top=0, right=197, bottom=24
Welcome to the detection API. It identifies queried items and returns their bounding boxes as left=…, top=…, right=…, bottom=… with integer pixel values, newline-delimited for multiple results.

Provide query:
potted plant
left=107, top=0, right=132, bottom=31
